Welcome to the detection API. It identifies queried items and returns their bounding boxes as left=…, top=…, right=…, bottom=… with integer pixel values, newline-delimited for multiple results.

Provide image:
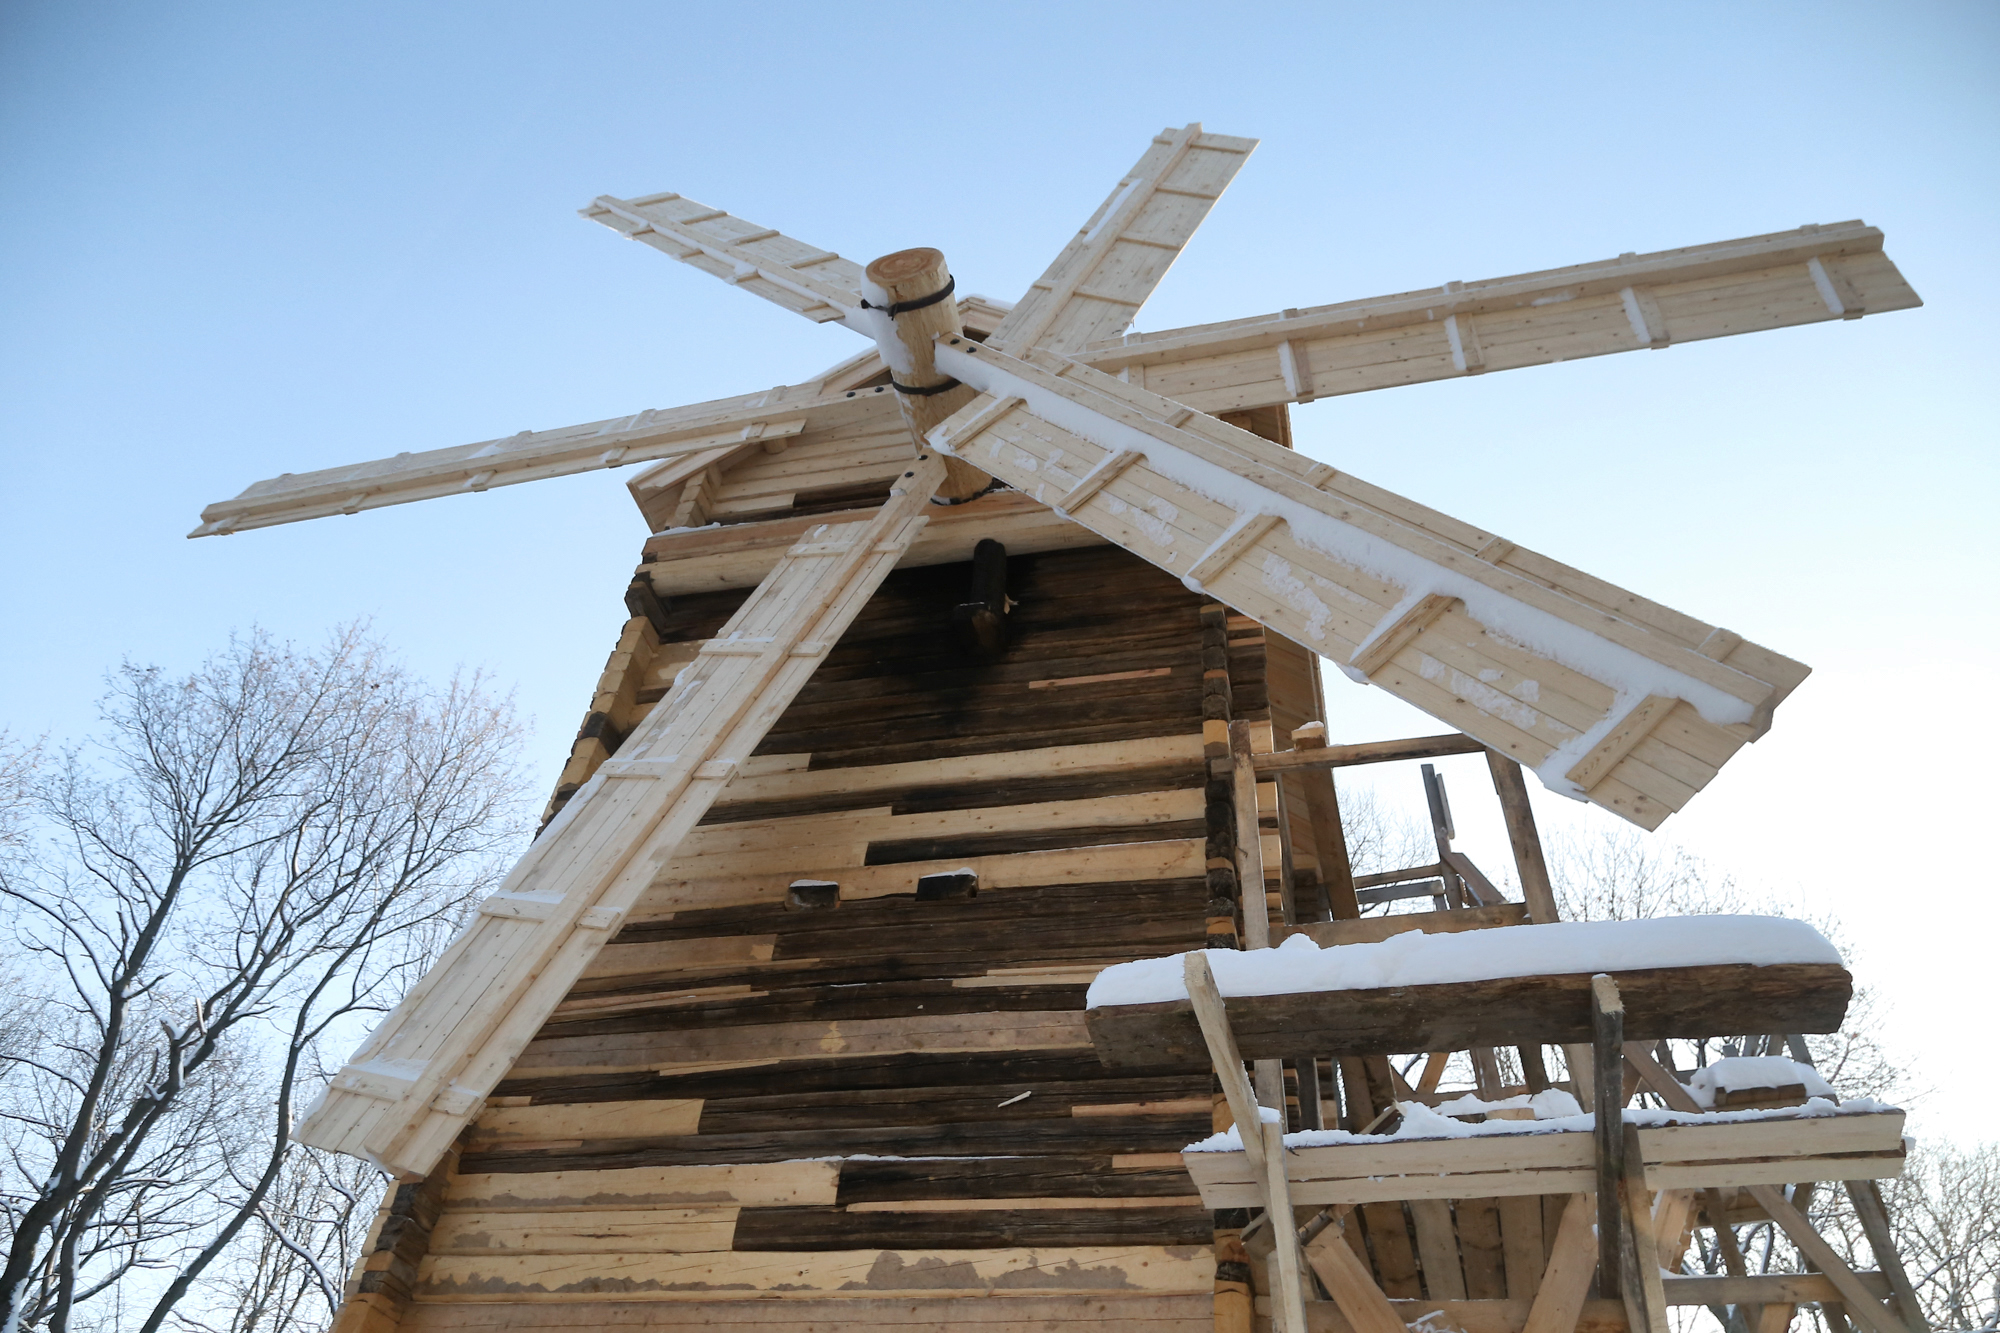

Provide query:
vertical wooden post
left=861, top=247, right=991, bottom=501
left=1229, top=720, right=1269, bottom=948
left=1592, top=973, right=1626, bottom=1298
left=1295, top=1055, right=1324, bottom=1129
left=1420, top=763, right=1465, bottom=908
left=1487, top=750, right=1560, bottom=923
left=1289, top=722, right=1359, bottom=920
left=1621, top=1122, right=1669, bottom=1333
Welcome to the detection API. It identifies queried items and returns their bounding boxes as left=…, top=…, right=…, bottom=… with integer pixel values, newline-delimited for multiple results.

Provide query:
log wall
left=368, top=544, right=1260, bottom=1330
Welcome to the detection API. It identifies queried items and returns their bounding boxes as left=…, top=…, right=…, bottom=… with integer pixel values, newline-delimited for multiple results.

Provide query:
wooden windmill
left=195, top=125, right=1925, bottom=1333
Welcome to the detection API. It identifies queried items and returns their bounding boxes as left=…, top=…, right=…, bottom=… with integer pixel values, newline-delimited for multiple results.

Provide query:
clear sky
left=2, top=3, right=1995, bottom=1136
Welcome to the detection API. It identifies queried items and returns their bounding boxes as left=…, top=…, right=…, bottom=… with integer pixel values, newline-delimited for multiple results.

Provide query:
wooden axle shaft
left=863, top=247, right=993, bottom=502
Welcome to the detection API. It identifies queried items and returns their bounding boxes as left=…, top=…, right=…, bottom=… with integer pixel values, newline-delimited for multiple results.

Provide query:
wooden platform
left=1182, top=1109, right=1906, bottom=1206
left=1085, top=961, right=1854, bottom=1069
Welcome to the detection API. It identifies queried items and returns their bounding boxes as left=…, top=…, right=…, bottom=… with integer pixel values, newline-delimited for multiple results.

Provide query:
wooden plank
left=1488, top=752, right=1559, bottom=923
left=1523, top=1194, right=1597, bottom=1333
left=927, top=343, right=1797, bottom=828
left=427, top=1208, right=737, bottom=1255
left=1566, top=695, right=1679, bottom=794
left=1350, top=594, right=1460, bottom=677
left=1457, top=1199, right=1509, bottom=1300
left=1229, top=722, right=1271, bottom=948
left=1499, top=1196, right=1545, bottom=1299
left=1747, top=1184, right=1907, bottom=1333
left=515, top=1009, right=1094, bottom=1078
left=1069, top=222, right=1921, bottom=415
left=1283, top=903, right=1530, bottom=948
left=1180, top=1112, right=1907, bottom=1207
left=414, top=1246, right=1216, bottom=1300
left=637, top=837, right=1206, bottom=917
left=1302, top=1215, right=1408, bottom=1333
left=1666, top=1273, right=1897, bottom=1306
left=1621, top=1123, right=1669, bottom=1333
left=708, top=731, right=1202, bottom=815
left=299, top=459, right=953, bottom=1177
left=192, top=384, right=888, bottom=536
left=1087, top=962, right=1854, bottom=1069
left=1409, top=1198, right=1465, bottom=1300
left=987, top=123, right=1257, bottom=355
left=639, top=488, right=1103, bottom=596
left=468, top=1100, right=703, bottom=1145
left=399, top=1294, right=1216, bottom=1330
left=1250, top=733, right=1487, bottom=776
left=444, top=1162, right=840, bottom=1211
left=581, top=192, right=863, bottom=322
left=1594, top=975, right=1626, bottom=1300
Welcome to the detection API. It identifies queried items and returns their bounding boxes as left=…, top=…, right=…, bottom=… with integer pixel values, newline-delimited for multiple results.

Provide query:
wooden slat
left=928, top=340, right=1806, bottom=828
left=398, top=1294, right=1215, bottom=1330
left=428, top=1208, right=737, bottom=1255
left=444, top=1162, right=839, bottom=1211
left=1070, top=222, right=1922, bottom=415
left=413, top=1245, right=1216, bottom=1300
left=192, top=384, right=892, bottom=537
left=581, top=192, right=865, bottom=323
left=1180, top=1111, right=1906, bottom=1207
left=298, top=459, right=951, bottom=1177
left=987, top=123, right=1257, bottom=355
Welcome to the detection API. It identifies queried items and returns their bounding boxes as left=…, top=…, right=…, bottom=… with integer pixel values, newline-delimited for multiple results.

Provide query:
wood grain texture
left=1086, top=963, right=1853, bottom=1068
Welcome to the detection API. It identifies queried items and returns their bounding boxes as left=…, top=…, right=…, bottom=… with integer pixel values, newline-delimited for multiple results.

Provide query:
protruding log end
left=864, top=247, right=948, bottom=290
left=862, top=247, right=994, bottom=503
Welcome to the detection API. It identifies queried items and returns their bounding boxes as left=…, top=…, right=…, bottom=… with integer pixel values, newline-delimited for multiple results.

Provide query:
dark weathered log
left=1595, top=975, right=1626, bottom=1301
left=731, top=1203, right=1214, bottom=1250
left=1084, top=962, right=1854, bottom=1068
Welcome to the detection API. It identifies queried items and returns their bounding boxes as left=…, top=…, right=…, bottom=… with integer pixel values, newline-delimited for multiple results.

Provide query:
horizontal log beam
left=1086, top=962, right=1853, bottom=1068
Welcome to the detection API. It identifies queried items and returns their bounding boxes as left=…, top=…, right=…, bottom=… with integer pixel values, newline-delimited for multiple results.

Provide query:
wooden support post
left=1844, top=1180, right=1928, bottom=1333
left=1471, top=1045, right=1506, bottom=1099
left=1623, top=1121, right=1670, bottom=1333
left=1295, top=1055, right=1324, bottom=1130
left=1520, top=1043, right=1553, bottom=1093
left=1567, top=1043, right=1598, bottom=1110
left=861, top=247, right=991, bottom=501
left=1410, top=1198, right=1466, bottom=1300
left=1593, top=973, right=1626, bottom=1298
left=1185, top=953, right=1263, bottom=1175
left=1487, top=749, right=1560, bottom=922
left=1184, top=953, right=1307, bottom=1333
left=1524, top=1193, right=1599, bottom=1333
left=1746, top=1184, right=1910, bottom=1333
left=1230, top=720, right=1270, bottom=947
left=1289, top=722, right=1361, bottom=920
left=1303, top=1213, right=1408, bottom=1333
left=1261, top=1117, right=1311, bottom=1333
left=1420, top=763, right=1465, bottom=908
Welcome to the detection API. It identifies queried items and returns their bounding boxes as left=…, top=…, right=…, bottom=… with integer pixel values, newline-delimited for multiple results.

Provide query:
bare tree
left=0, top=627, right=528, bottom=1333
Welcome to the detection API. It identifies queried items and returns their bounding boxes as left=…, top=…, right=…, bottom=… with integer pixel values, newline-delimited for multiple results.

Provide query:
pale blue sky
left=3, top=3, right=1995, bottom=1133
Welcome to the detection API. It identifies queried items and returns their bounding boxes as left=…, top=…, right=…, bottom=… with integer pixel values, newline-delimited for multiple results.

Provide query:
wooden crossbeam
left=191, top=382, right=899, bottom=537
left=986, top=123, right=1258, bottom=355
left=927, top=337, right=1808, bottom=829
left=1180, top=1110, right=1908, bottom=1207
left=1074, top=221, right=1921, bottom=415
left=296, top=457, right=950, bottom=1178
